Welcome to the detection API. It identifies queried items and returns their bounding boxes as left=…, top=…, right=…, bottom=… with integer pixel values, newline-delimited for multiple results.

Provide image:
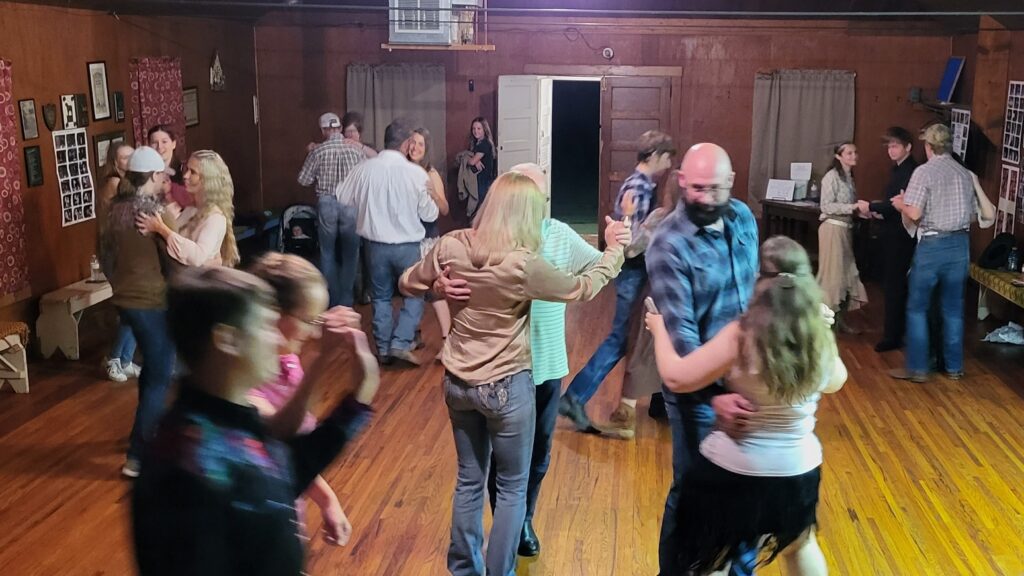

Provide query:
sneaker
left=121, top=362, right=142, bottom=379
left=887, top=368, right=928, bottom=383
left=558, top=395, right=599, bottom=434
left=390, top=348, right=423, bottom=366
left=945, top=371, right=964, bottom=380
left=121, top=458, right=141, bottom=479
left=105, top=358, right=128, bottom=383
left=598, top=402, right=636, bottom=439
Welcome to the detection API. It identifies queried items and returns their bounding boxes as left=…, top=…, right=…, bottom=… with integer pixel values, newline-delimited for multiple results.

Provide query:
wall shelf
left=381, top=43, right=496, bottom=52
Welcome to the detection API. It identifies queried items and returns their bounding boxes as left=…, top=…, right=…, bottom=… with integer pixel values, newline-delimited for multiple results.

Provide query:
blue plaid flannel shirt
left=613, top=170, right=655, bottom=238
left=645, top=198, right=759, bottom=402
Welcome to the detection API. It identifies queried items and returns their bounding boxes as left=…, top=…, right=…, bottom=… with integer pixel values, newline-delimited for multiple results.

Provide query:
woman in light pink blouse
left=137, top=150, right=240, bottom=267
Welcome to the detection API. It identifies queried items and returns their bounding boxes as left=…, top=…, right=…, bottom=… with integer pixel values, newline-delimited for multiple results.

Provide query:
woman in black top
left=468, top=117, right=496, bottom=214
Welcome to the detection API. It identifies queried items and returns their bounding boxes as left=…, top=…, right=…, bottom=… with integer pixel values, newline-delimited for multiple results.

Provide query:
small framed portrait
left=19, top=99, right=39, bottom=140
left=60, top=94, right=77, bottom=129
left=87, top=61, right=111, bottom=121
left=112, top=91, right=125, bottom=123
left=24, top=146, right=44, bottom=188
left=183, top=86, right=200, bottom=127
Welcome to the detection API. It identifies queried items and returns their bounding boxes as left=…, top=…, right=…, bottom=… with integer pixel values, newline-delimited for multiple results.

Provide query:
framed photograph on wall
left=24, top=146, right=43, bottom=187
left=74, top=93, right=89, bottom=127
left=87, top=61, right=111, bottom=121
left=60, top=94, right=78, bottom=129
left=112, top=90, right=125, bottom=123
left=94, top=130, right=125, bottom=170
left=183, top=86, right=199, bottom=127
left=18, top=99, right=39, bottom=140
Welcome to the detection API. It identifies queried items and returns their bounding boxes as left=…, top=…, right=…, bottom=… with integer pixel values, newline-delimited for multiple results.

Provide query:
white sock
left=621, top=398, right=637, bottom=408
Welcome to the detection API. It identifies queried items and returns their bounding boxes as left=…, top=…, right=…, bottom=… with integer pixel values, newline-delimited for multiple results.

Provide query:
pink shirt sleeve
left=167, top=212, right=227, bottom=267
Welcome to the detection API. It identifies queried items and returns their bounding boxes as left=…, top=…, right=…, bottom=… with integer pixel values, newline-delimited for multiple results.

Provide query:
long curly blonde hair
left=183, top=150, right=239, bottom=266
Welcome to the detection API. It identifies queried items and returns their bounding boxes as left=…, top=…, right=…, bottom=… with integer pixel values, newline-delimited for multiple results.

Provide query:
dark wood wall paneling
left=255, top=14, right=969, bottom=219
left=0, top=2, right=259, bottom=323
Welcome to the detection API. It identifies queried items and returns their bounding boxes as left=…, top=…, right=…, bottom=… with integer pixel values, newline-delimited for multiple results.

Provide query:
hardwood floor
left=1, top=284, right=1023, bottom=575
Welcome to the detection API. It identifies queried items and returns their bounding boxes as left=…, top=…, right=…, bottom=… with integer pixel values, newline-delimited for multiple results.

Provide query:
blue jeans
left=487, top=378, right=560, bottom=521
left=365, top=240, right=425, bottom=356
left=905, top=232, right=969, bottom=375
left=110, top=322, right=137, bottom=365
left=317, top=195, right=361, bottom=307
left=563, top=266, right=647, bottom=405
left=659, top=389, right=757, bottom=576
left=118, top=308, right=175, bottom=461
left=446, top=371, right=536, bottom=576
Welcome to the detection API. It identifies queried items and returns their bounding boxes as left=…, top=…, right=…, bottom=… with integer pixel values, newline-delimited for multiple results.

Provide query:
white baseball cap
left=319, top=112, right=341, bottom=129
left=128, top=146, right=168, bottom=173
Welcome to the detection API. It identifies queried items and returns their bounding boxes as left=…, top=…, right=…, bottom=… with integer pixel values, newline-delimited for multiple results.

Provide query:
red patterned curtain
left=129, top=57, right=186, bottom=153
left=0, top=59, right=29, bottom=298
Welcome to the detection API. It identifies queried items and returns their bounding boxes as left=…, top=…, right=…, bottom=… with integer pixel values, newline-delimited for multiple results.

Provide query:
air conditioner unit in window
left=389, top=0, right=480, bottom=46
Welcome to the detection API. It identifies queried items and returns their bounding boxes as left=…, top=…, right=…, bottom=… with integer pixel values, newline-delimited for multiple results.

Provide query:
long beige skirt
left=816, top=220, right=868, bottom=311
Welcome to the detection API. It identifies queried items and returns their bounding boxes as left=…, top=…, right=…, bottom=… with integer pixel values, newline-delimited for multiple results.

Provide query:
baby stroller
left=279, top=204, right=319, bottom=261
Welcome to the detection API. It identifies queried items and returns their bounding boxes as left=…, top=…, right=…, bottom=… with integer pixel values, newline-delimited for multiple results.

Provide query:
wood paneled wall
left=255, top=13, right=966, bottom=214
left=0, top=2, right=259, bottom=324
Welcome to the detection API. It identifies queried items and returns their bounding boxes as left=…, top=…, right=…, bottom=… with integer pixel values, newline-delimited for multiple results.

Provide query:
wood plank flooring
left=1, top=284, right=1023, bottom=575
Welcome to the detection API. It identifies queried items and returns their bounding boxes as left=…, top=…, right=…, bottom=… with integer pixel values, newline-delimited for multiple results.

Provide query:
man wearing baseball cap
left=100, top=145, right=179, bottom=478
left=298, top=111, right=368, bottom=307
left=890, top=123, right=975, bottom=383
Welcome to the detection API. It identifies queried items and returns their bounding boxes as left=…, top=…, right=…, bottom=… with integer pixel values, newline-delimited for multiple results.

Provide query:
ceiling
left=9, top=0, right=1024, bottom=27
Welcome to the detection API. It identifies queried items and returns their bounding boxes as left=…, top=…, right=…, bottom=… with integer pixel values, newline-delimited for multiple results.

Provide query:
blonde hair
left=470, top=172, right=545, bottom=267
left=183, top=150, right=239, bottom=266
left=739, top=236, right=833, bottom=404
left=246, top=252, right=327, bottom=315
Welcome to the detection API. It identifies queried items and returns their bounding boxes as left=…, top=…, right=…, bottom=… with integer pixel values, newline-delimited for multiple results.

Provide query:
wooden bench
left=36, top=279, right=112, bottom=360
left=969, top=263, right=1024, bottom=320
left=0, top=321, right=29, bottom=393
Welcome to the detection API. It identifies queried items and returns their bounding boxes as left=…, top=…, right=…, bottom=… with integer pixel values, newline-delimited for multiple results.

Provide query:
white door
left=498, top=75, right=553, bottom=212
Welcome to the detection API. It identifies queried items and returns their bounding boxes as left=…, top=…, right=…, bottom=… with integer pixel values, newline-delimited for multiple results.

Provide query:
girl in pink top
left=246, top=252, right=378, bottom=547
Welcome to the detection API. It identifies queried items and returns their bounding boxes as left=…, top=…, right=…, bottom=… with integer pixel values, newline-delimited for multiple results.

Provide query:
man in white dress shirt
left=336, top=118, right=439, bottom=365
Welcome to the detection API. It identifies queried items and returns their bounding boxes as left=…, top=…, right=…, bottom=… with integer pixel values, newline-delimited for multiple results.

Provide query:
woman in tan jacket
left=399, top=172, right=630, bottom=576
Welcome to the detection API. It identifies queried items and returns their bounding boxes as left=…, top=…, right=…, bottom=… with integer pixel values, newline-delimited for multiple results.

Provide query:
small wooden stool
left=36, top=279, right=112, bottom=360
left=0, top=321, right=29, bottom=393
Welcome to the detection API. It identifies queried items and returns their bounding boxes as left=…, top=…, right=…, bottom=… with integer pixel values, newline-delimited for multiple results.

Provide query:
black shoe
left=874, top=339, right=902, bottom=353
left=648, top=393, right=667, bottom=420
left=558, top=395, right=599, bottom=433
left=379, top=354, right=394, bottom=366
left=518, top=520, right=540, bottom=557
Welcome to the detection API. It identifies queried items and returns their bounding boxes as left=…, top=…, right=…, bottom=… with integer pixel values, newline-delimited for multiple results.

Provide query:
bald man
left=646, top=143, right=759, bottom=576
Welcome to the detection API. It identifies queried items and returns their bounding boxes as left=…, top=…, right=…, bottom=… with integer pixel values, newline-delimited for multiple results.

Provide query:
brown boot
left=598, top=402, right=636, bottom=439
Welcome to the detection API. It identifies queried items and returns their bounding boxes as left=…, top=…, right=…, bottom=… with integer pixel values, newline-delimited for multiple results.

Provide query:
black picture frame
left=183, top=86, right=199, bottom=127
left=87, top=61, right=111, bottom=121
left=18, top=99, right=39, bottom=140
left=24, top=146, right=43, bottom=187
left=74, top=93, right=89, bottom=127
left=94, top=130, right=125, bottom=172
left=112, top=91, right=125, bottom=123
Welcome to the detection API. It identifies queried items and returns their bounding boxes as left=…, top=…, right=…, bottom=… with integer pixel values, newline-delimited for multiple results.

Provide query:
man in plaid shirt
left=297, top=112, right=367, bottom=307
left=647, top=143, right=759, bottom=576
left=559, top=131, right=676, bottom=433
left=890, top=123, right=975, bottom=382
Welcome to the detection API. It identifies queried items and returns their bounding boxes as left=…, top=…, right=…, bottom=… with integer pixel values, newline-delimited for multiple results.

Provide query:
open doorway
left=550, top=79, right=601, bottom=234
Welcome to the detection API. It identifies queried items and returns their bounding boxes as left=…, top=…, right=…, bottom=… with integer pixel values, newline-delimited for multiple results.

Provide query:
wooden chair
left=0, top=321, right=29, bottom=393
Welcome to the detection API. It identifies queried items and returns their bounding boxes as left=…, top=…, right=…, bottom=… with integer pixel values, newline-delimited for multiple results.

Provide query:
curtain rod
left=101, top=1, right=1024, bottom=18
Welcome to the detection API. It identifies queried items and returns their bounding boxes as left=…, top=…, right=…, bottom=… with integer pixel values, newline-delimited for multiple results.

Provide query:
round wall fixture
left=602, top=47, right=615, bottom=60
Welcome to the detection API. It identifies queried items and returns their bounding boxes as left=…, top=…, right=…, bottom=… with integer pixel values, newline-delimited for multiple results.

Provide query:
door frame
left=524, top=64, right=683, bottom=236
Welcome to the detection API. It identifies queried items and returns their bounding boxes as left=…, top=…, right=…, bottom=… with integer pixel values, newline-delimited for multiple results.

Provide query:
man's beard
left=684, top=200, right=730, bottom=227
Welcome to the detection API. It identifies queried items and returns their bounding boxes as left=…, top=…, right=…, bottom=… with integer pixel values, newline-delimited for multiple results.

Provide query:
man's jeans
left=365, top=240, right=424, bottom=356
left=659, top=389, right=757, bottom=576
left=317, top=195, right=361, bottom=307
left=905, top=232, right=969, bottom=375
left=118, top=308, right=175, bottom=462
left=563, top=266, right=647, bottom=405
left=445, top=371, right=536, bottom=576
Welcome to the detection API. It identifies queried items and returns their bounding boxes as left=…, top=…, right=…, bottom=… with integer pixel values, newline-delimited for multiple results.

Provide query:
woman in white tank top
left=645, top=236, right=847, bottom=576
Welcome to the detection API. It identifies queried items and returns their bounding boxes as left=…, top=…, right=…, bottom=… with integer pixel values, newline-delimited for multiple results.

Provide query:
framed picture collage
left=52, top=128, right=96, bottom=227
